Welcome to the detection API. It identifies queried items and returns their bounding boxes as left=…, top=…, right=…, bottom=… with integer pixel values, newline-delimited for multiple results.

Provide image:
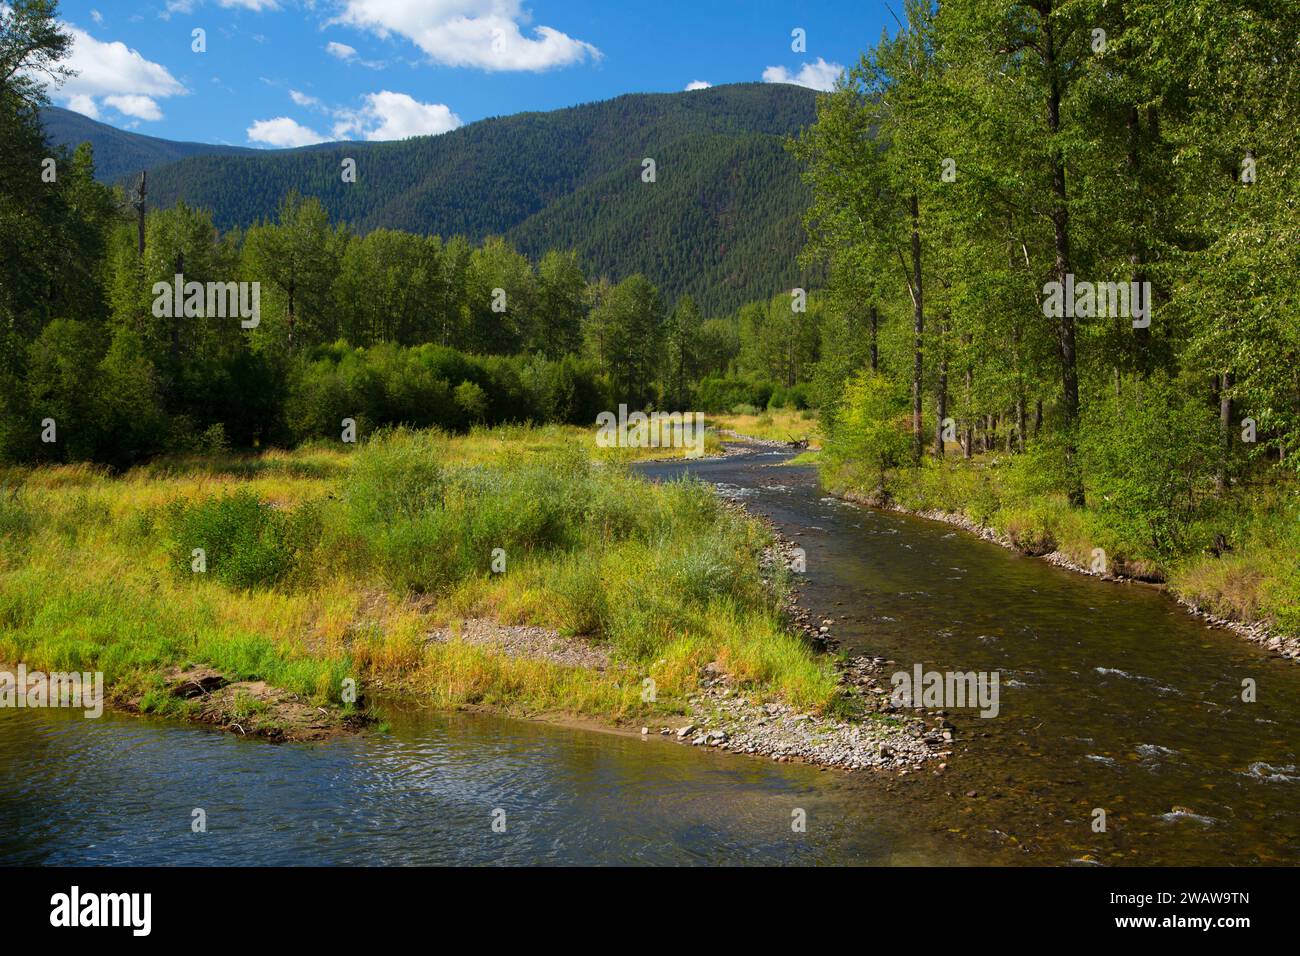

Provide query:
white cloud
left=90, top=9, right=103, bottom=24
left=104, top=93, right=164, bottom=120
left=65, top=94, right=100, bottom=119
left=761, top=57, right=844, bottom=92
left=247, top=116, right=328, bottom=147
left=166, top=0, right=278, bottom=13
left=51, top=24, right=186, bottom=120
left=331, top=0, right=601, bottom=72
left=326, top=41, right=358, bottom=60
left=290, top=89, right=323, bottom=109
left=685, top=80, right=711, bottom=91
left=331, top=90, right=462, bottom=141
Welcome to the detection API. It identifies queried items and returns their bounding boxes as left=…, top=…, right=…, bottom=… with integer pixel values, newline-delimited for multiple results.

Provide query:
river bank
left=0, top=425, right=943, bottom=772
left=8, top=434, right=1299, bottom=865
left=823, top=484, right=1300, bottom=663
left=722, top=419, right=1300, bottom=663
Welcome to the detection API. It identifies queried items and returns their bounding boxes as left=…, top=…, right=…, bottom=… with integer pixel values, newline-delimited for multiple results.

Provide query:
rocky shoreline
left=653, top=654, right=951, bottom=772
left=829, top=487, right=1300, bottom=663
left=653, top=473, right=949, bottom=773
left=407, top=487, right=948, bottom=773
left=418, top=608, right=948, bottom=773
left=715, top=429, right=812, bottom=453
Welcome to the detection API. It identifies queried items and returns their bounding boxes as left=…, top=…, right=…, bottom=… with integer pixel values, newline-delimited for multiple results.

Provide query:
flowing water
left=1, top=447, right=1296, bottom=865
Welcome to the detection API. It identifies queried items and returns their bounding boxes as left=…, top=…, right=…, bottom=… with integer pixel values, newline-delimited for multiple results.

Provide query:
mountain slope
left=40, top=106, right=259, bottom=182
left=508, top=132, right=811, bottom=315
left=47, top=84, right=819, bottom=313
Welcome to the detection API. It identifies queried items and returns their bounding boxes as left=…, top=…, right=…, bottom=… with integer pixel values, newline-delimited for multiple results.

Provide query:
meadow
left=0, top=425, right=839, bottom=733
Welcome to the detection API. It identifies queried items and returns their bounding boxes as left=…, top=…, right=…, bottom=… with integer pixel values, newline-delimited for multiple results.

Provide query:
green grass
left=822, top=450, right=1300, bottom=638
left=708, top=409, right=820, bottom=446
left=0, top=424, right=839, bottom=728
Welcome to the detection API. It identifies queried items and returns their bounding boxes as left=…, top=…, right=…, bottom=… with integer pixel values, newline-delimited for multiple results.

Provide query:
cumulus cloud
left=104, top=93, right=164, bottom=120
left=761, top=57, right=844, bottom=92
left=51, top=24, right=186, bottom=121
left=250, top=90, right=461, bottom=146
left=330, top=0, right=601, bottom=72
left=247, top=116, right=328, bottom=147
left=332, top=91, right=462, bottom=141
left=326, top=40, right=358, bottom=60
left=685, top=80, right=711, bottom=91
left=65, top=94, right=100, bottom=119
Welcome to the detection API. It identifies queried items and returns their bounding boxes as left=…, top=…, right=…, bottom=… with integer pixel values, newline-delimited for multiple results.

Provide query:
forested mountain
left=44, top=84, right=817, bottom=314
left=509, top=132, right=813, bottom=315
left=39, top=106, right=259, bottom=181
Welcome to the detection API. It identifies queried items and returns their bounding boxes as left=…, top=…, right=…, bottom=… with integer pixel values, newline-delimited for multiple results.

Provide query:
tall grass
left=0, top=425, right=839, bottom=724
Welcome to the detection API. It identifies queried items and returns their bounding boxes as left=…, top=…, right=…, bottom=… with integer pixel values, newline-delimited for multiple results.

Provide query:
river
left=2, top=447, right=1296, bottom=865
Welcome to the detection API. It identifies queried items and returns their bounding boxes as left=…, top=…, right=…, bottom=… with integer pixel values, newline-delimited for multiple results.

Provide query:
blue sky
left=47, top=1, right=890, bottom=146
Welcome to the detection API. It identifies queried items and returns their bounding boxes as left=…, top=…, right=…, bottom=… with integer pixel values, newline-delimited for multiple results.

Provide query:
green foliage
left=51, top=85, right=819, bottom=316
left=769, top=383, right=811, bottom=410
left=340, top=430, right=590, bottom=593
left=1080, top=377, right=1218, bottom=557
left=825, top=371, right=911, bottom=496
left=587, top=274, right=664, bottom=408
left=284, top=342, right=608, bottom=443
left=695, top=376, right=774, bottom=414
left=167, top=491, right=322, bottom=590
left=454, top=380, right=488, bottom=424
left=792, top=0, right=1299, bottom=615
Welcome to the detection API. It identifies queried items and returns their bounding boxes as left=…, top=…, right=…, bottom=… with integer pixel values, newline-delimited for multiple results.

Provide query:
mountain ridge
left=42, top=83, right=819, bottom=314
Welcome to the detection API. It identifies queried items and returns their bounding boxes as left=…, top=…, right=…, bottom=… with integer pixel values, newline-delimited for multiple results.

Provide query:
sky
left=44, top=0, right=891, bottom=147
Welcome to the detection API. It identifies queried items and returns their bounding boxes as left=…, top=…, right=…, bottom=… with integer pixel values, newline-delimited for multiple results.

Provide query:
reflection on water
left=639, top=450, right=1300, bottom=865
left=0, top=704, right=967, bottom=866
left=2, top=447, right=1295, bottom=866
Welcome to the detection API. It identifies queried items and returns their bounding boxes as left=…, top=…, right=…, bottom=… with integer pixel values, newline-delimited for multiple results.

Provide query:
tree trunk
left=1012, top=323, right=1026, bottom=452
left=963, top=332, right=973, bottom=459
left=910, top=192, right=924, bottom=465
left=934, top=314, right=948, bottom=458
left=1127, top=106, right=1152, bottom=376
left=1217, top=370, right=1232, bottom=491
left=869, top=304, right=879, bottom=373
left=1042, top=6, right=1084, bottom=505
left=1016, top=395, right=1026, bottom=452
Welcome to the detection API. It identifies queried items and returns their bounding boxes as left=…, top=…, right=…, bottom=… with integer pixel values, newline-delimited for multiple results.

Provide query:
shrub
left=168, top=491, right=320, bottom=590
left=695, top=375, right=775, bottom=413
left=769, top=383, right=811, bottom=410
left=1080, top=375, right=1218, bottom=557
left=824, top=370, right=911, bottom=497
